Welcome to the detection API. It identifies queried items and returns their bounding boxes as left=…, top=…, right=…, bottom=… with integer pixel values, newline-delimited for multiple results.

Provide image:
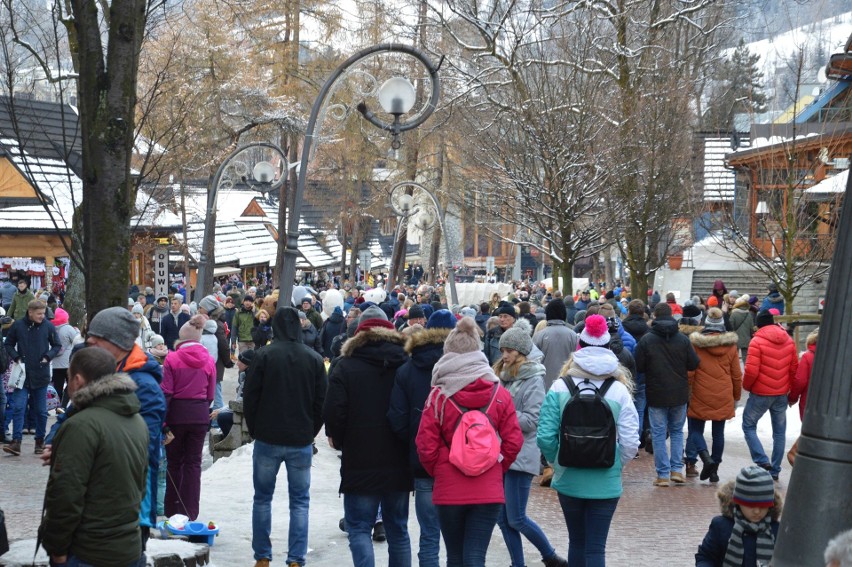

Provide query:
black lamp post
left=772, top=160, right=852, bottom=565
left=277, top=43, right=441, bottom=306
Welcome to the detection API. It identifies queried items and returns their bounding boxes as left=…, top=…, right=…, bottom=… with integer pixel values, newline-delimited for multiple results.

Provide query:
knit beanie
left=53, top=308, right=69, bottom=326
left=499, top=326, right=533, bottom=356
left=199, top=295, right=221, bottom=314
left=150, top=334, right=165, bottom=347
left=179, top=314, right=207, bottom=342
left=579, top=314, right=610, bottom=347
left=132, top=303, right=145, bottom=315
left=707, top=296, right=719, bottom=307
left=545, top=299, right=567, bottom=321
left=238, top=348, right=256, bottom=366
left=704, top=307, right=726, bottom=333
left=444, top=316, right=481, bottom=354
left=459, top=307, right=477, bottom=319
left=427, top=309, right=457, bottom=330
left=495, top=303, right=517, bottom=318
left=733, top=466, right=776, bottom=508
left=682, top=304, right=702, bottom=319
left=755, top=310, right=775, bottom=328
left=408, top=305, right=425, bottom=319
left=356, top=305, right=395, bottom=334
left=88, top=307, right=140, bottom=351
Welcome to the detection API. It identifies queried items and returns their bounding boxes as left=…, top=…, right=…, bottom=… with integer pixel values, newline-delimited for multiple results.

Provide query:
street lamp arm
left=279, top=43, right=442, bottom=306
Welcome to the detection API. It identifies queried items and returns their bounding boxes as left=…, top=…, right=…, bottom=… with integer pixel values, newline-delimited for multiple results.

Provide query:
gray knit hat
left=704, top=307, right=726, bottom=333
left=199, top=295, right=221, bottom=314
left=733, top=465, right=776, bottom=508
left=358, top=305, right=388, bottom=324
left=499, top=326, right=533, bottom=356
left=131, top=303, right=144, bottom=315
left=88, top=307, right=140, bottom=351
left=444, top=317, right=481, bottom=354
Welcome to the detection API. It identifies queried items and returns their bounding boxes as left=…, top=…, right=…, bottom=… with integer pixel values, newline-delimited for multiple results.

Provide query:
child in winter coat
left=788, top=327, right=818, bottom=421
left=252, top=309, right=273, bottom=349
left=148, top=334, right=168, bottom=365
left=695, top=465, right=782, bottom=567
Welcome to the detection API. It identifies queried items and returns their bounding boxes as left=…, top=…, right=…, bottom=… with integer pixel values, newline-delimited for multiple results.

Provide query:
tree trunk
left=560, top=262, right=573, bottom=296
left=72, top=0, right=148, bottom=321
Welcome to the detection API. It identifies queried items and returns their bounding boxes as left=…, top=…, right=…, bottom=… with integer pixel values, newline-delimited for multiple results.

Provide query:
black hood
left=273, top=306, right=302, bottom=342
left=650, top=316, right=680, bottom=338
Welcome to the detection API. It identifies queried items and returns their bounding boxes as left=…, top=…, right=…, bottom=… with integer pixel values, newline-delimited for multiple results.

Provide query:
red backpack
left=444, top=384, right=502, bottom=476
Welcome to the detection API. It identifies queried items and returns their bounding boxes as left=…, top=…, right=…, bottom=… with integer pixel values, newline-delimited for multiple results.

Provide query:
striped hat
left=733, top=466, right=775, bottom=508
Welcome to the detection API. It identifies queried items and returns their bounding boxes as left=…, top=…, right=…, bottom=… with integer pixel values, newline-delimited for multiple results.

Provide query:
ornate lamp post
left=387, top=181, right=458, bottom=306
left=196, top=142, right=288, bottom=298
left=772, top=165, right=852, bottom=565
left=278, top=43, right=441, bottom=306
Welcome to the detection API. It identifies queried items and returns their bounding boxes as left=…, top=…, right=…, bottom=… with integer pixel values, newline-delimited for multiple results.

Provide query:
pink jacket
left=415, top=378, right=523, bottom=506
left=162, top=341, right=216, bottom=402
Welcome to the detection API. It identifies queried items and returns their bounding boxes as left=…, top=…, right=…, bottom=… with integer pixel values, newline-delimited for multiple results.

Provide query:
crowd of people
left=1, top=271, right=850, bottom=567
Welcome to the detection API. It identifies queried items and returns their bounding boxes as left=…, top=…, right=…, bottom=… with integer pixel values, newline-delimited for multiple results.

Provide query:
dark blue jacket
left=160, top=311, right=189, bottom=350
left=695, top=515, right=779, bottom=567
left=474, top=313, right=490, bottom=334
left=4, top=314, right=61, bottom=388
left=320, top=310, right=346, bottom=358
left=759, top=292, right=785, bottom=315
left=387, top=328, right=449, bottom=478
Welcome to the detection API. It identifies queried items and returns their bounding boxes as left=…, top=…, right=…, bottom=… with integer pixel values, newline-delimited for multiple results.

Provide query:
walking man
left=742, top=310, right=797, bottom=480
left=635, top=302, right=699, bottom=486
left=3, top=299, right=60, bottom=456
left=243, top=307, right=327, bottom=567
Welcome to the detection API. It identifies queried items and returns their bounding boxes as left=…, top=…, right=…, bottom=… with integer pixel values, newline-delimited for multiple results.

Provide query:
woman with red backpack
left=416, top=316, right=523, bottom=567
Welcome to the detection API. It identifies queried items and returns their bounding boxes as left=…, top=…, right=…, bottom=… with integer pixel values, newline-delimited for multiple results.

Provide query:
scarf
left=723, top=507, right=775, bottom=567
left=426, top=350, right=497, bottom=422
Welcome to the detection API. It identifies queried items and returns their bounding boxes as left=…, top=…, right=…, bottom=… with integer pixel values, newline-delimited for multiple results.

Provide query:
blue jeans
left=685, top=418, right=725, bottom=464
left=0, top=385, right=6, bottom=438
left=557, top=495, right=619, bottom=567
left=648, top=404, right=686, bottom=478
left=633, top=382, right=646, bottom=434
left=252, top=441, right=312, bottom=565
left=742, top=393, right=787, bottom=476
left=498, top=470, right=557, bottom=566
left=414, top=478, right=440, bottom=567
left=11, top=385, right=47, bottom=441
left=344, top=491, right=411, bottom=567
left=436, top=503, right=501, bottom=567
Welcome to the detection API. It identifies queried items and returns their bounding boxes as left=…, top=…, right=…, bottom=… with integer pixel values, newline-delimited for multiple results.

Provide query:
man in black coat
left=243, top=306, right=327, bottom=567
left=3, top=299, right=60, bottom=455
left=323, top=305, right=412, bottom=567
left=635, top=302, right=699, bottom=487
left=387, top=310, right=456, bottom=566
left=159, top=297, right=189, bottom=350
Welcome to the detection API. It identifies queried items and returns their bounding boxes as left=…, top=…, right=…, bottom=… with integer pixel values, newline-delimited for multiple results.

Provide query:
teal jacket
left=537, top=374, right=639, bottom=500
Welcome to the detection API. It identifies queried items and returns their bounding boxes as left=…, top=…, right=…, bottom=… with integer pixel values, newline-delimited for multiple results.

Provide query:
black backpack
left=558, top=376, right=617, bottom=468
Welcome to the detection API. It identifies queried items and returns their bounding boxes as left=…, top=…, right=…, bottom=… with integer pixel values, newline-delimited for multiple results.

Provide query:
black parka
left=634, top=317, right=699, bottom=407
left=323, top=325, right=412, bottom=493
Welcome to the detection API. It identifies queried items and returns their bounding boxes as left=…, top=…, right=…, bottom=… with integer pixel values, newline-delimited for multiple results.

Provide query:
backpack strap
left=598, top=377, right=616, bottom=397
left=561, top=375, right=580, bottom=396
left=562, top=376, right=615, bottom=397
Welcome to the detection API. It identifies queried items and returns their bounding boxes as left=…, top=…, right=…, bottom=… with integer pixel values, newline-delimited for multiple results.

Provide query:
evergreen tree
left=704, top=40, right=768, bottom=131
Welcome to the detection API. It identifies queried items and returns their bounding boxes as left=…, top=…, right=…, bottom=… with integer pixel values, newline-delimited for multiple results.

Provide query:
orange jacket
left=687, top=331, right=742, bottom=421
left=743, top=325, right=798, bottom=396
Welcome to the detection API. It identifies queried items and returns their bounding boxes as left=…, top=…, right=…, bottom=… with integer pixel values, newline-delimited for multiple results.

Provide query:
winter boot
left=685, top=463, right=699, bottom=477
left=3, top=440, right=21, bottom=456
left=698, top=450, right=716, bottom=481
left=543, top=553, right=569, bottom=567
left=34, top=439, right=45, bottom=455
left=253, top=560, right=270, bottom=567
left=372, top=521, right=386, bottom=542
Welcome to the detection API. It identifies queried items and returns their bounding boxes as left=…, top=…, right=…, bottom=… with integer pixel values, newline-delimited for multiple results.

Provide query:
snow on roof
left=805, top=169, right=849, bottom=194
left=0, top=204, right=70, bottom=232
left=703, top=137, right=751, bottom=202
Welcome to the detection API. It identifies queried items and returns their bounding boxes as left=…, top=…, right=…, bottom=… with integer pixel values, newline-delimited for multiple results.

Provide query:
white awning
left=213, top=266, right=241, bottom=276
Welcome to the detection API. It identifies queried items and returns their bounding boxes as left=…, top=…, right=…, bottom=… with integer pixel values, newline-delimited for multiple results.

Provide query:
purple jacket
left=161, top=341, right=216, bottom=425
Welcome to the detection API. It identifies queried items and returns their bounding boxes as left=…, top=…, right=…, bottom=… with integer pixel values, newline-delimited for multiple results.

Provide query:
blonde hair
left=807, top=327, right=819, bottom=346
left=493, top=354, right=528, bottom=378
left=533, top=319, right=548, bottom=336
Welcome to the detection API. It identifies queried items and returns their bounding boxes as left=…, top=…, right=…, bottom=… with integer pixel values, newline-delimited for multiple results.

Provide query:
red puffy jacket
left=789, top=343, right=815, bottom=420
left=743, top=325, right=798, bottom=396
left=415, top=378, right=522, bottom=506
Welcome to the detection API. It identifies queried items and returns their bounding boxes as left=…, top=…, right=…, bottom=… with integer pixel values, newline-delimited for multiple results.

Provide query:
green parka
left=41, top=373, right=149, bottom=566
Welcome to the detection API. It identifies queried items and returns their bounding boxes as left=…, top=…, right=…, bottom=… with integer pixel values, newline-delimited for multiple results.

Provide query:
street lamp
left=196, top=142, right=288, bottom=298
left=278, top=43, right=442, bottom=306
left=771, top=161, right=852, bottom=565
left=387, top=181, right=458, bottom=306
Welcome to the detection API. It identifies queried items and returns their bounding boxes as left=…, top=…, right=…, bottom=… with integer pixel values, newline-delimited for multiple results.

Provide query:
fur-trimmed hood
left=342, top=326, right=406, bottom=357
left=717, top=480, right=783, bottom=521
left=679, top=324, right=705, bottom=336
left=405, top=327, right=453, bottom=354
left=689, top=331, right=739, bottom=349
left=71, top=372, right=139, bottom=412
